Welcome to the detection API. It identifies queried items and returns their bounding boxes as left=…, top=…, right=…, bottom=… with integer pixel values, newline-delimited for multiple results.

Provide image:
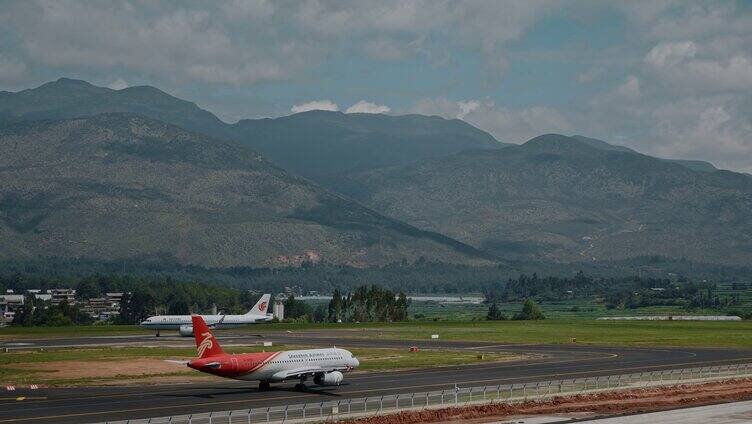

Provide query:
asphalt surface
left=583, top=399, right=752, bottom=423
left=1, top=332, right=751, bottom=424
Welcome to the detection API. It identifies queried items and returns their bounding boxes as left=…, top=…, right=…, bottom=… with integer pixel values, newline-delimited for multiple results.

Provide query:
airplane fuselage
left=188, top=348, right=359, bottom=383
left=140, top=314, right=272, bottom=330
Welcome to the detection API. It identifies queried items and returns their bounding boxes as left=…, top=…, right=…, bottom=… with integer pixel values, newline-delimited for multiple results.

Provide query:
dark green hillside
left=0, top=78, right=234, bottom=140
left=0, top=79, right=506, bottom=179
left=233, top=110, right=505, bottom=178
left=571, top=135, right=718, bottom=172
left=327, top=134, right=752, bottom=265
left=0, top=114, right=492, bottom=267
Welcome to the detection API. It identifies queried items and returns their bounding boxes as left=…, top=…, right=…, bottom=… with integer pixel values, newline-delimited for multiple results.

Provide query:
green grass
left=4, top=318, right=752, bottom=349
left=407, top=299, right=745, bottom=321
left=297, top=320, right=752, bottom=348
left=0, top=324, right=150, bottom=339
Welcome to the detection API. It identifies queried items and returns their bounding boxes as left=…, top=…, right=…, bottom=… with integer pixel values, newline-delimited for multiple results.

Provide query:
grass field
left=0, top=324, right=150, bottom=339
left=307, top=320, right=752, bottom=348
left=5, top=320, right=752, bottom=348
left=408, top=299, right=744, bottom=321
left=0, top=345, right=519, bottom=386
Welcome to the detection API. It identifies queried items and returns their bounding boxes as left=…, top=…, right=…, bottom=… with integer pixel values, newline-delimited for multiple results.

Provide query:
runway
left=1, top=332, right=751, bottom=423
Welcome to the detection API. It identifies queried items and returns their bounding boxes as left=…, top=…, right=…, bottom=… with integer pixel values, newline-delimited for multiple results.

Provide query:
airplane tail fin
left=191, top=315, right=225, bottom=358
left=247, top=294, right=271, bottom=315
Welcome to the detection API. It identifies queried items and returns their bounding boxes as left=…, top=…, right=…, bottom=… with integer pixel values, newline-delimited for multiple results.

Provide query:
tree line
left=483, top=272, right=748, bottom=315
left=5, top=275, right=258, bottom=325
left=2, top=255, right=751, bottom=295
left=280, top=286, right=409, bottom=323
left=4, top=273, right=412, bottom=326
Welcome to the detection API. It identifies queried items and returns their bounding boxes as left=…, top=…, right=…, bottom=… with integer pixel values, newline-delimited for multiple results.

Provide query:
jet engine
left=178, top=325, right=194, bottom=337
left=314, top=371, right=343, bottom=386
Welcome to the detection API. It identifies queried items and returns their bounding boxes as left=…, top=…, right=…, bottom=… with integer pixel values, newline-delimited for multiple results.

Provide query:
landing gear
left=294, top=376, right=308, bottom=391
left=155, top=330, right=160, bottom=337
left=259, top=381, right=271, bottom=391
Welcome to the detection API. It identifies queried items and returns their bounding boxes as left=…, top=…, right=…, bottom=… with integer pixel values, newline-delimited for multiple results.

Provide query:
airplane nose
left=353, top=357, right=360, bottom=368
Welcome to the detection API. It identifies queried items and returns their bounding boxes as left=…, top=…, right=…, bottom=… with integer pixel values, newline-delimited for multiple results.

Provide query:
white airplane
left=183, top=315, right=359, bottom=391
left=140, top=294, right=272, bottom=336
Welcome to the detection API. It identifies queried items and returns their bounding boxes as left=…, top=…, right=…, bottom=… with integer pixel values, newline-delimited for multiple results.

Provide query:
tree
left=284, top=295, right=312, bottom=320
left=513, top=299, right=545, bottom=320
left=391, top=291, right=409, bottom=321
left=16, top=293, right=37, bottom=326
left=76, top=278, right=102, bottom=300
left=313, top=304, right=327, bottom=323
left=328, top=289, right=343, bottom=322
left=119, top=288, right=156, bottom=324
left=167, top=291, right=191, bottom=315
left=486, top=302, right=507, bottom=320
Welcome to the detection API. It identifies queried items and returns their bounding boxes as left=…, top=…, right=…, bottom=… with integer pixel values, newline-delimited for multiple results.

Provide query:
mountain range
left=0, top=113, right=490, bottom=267
left=326, top=134, right=752, bottom=265
left=0, top=78, right=505, bottom=180
left=1, top=78, right=750, bottom=268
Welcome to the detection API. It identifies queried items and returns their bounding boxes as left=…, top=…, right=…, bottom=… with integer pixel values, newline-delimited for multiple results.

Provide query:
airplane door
left=231, top=357, right=239, bottom=372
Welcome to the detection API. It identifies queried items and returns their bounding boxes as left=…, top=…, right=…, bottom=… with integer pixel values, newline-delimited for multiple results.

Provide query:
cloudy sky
left=1, top=1, right=751, bottom=172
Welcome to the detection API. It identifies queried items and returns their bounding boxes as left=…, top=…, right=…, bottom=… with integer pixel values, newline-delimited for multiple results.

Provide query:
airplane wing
left=271, top=366, right=337, bottom=381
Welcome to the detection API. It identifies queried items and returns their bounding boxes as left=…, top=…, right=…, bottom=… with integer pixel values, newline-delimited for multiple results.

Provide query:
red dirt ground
left=345, top=377, right=752, bottom=423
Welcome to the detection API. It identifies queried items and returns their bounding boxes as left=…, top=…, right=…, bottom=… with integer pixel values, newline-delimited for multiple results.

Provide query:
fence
left=101, top=362, right=752, bottom=424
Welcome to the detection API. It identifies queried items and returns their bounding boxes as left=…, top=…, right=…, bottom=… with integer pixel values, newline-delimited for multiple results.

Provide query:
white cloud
left=619, top=2, right=752, bottom=43
left=456, top=100, right=481, bottom=119
left=345, top=100, right=390, bottom=114
left=107, top=78, right=128, bottom=90
left=685, top=55, right=752, bottom=89
left=616, top=75, right=640, bottom=98
left=646, top=97, right=752, bottom=172
left=645, top=41, right=752, bottom=91
left=0, top=54, right=26, bottom=83
left=645, top=41, right=697, bottom=67
left=293, top=0, right=554, bottom=82
left=410, top=98, right=572, bottom=143
left=577, top=67, right=602, bottom=84
left=291, top=100, right=339, bottom=113
left=0, top=1, right=554, bottom=89
left=3, top=1, right=306, bottom=86
left=222, top=0, right=275, bottom=21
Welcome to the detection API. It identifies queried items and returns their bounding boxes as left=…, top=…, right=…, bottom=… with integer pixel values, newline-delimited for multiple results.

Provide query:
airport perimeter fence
left=101, top=362, right=752, bottom=424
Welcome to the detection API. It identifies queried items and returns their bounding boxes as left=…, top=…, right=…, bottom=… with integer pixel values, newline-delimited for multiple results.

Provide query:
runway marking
left=5, top=356, right=752, bottom=423
left=0, top=347, right=719, bottom=409
left=349, top=352, right=619, bottom=382
left=0, top=351, right=618, bottom=406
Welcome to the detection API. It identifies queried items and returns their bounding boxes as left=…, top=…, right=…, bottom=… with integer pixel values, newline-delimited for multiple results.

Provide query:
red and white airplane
left=183, top=315, right=360, bottom=390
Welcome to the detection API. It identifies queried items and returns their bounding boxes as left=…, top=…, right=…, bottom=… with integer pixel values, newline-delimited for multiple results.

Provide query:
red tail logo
left=197, top=332, right=214, bottom=358
left=191, top=315, right=225, bottom=358
left=258, top=301, right=267, bottom=312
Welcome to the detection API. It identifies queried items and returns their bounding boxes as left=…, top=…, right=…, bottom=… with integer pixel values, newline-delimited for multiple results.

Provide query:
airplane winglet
left=247, top=294, right=271, bottom=316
